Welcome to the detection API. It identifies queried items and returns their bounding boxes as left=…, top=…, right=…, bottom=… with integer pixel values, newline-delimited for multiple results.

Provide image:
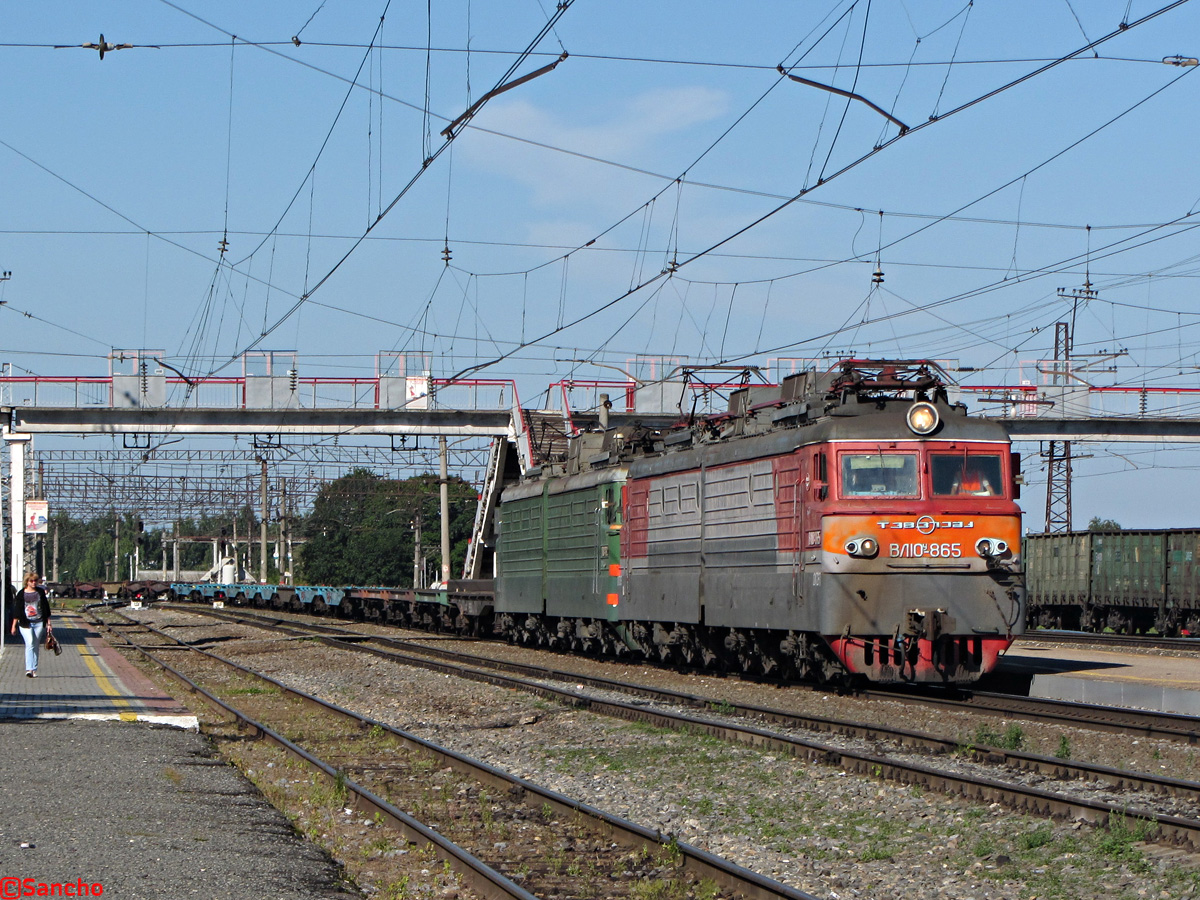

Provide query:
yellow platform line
left=80, top=649, right=137, bottom=719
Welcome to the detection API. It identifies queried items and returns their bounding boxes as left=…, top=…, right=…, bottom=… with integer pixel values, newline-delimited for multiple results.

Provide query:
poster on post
left=25, top=499, right=48, bottom=534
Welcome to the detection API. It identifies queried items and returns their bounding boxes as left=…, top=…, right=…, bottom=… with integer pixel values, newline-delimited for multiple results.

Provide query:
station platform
left=995, top=640, right=1200, bottom=716
left=0, top=610, right=198, bottom=727
left=0, top=610, right=361, bottom=899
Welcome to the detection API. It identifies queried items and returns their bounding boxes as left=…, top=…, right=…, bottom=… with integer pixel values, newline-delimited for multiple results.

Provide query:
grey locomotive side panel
left=623, top=472, right=703, bottom=623
left=701, top=459, right=805, bottom=630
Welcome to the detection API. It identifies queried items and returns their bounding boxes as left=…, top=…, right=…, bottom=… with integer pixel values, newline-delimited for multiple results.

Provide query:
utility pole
left=1043, top=319, right=1074, bottom=533
left=281, top=477, right=292, bottom=585
left=1042, top=277, right=1092, bottom=534
left=1042, top=277, right=1122, bottom=533
left=259, top=456, right=268, bottom=583
left=439, top=435, right=451, bottom=587
left=412, top=509, right=422, bottom=589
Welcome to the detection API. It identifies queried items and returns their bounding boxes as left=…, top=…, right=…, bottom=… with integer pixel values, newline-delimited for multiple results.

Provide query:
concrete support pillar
left=439, top=435, right=451, bottom=586
left=6, top=434, right=30, bottom=585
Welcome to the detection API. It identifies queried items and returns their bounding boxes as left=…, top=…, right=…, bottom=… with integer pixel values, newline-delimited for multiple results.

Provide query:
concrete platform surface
left=0, top=612, right=197, bottom=727
left=998, top=641, right=1200, bottom=716
left=0, top=719, right=361, bottom=899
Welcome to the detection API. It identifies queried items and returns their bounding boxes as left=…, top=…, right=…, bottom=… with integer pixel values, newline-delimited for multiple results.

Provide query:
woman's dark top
left=10, top=585, right=50, bottom=629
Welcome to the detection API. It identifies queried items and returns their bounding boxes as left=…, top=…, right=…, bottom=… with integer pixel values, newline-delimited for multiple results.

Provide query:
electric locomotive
left=494, top=360, right=1025, bottom=684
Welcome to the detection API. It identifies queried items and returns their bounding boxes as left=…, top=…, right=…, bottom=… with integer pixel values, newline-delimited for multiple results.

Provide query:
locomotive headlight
left=906, top=401, right=939, bottom=435
left=975, top=538, right=1009, bottom=558
left=845, top=537, right=879, bottom=558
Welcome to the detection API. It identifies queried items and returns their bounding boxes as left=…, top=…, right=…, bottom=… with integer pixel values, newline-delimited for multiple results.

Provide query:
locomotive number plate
left=889, top=542, right=962, bottom=558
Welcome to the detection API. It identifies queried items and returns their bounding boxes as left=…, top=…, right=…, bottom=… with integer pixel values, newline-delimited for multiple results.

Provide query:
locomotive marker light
left=906, top=401, right=939, bottom=435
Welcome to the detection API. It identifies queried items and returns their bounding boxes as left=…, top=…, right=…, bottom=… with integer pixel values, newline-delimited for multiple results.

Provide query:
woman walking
left=9, top=573, right=51, bottom=677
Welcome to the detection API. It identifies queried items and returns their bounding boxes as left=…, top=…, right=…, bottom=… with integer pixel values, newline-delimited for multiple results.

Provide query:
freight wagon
left=1024, top=530, right=1200, bottom=635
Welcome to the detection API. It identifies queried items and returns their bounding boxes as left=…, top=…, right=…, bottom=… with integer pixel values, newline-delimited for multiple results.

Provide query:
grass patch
left=1096, top=811, right=1154, bottom=862
left=225, top=685, right=279, bottom=696
left=1018, top=823, right=1054, bottom=851
left=973, top=723, right=1026, bottom=750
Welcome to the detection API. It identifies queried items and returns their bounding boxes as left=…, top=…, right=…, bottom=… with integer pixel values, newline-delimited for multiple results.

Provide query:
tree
left=297, top=469, right=477, bottom=587
left=1088, top=517, right=1121, bottom=531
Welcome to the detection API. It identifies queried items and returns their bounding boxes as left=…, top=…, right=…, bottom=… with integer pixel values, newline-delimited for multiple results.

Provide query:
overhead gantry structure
left=5, top=349, right=1200, bottom=578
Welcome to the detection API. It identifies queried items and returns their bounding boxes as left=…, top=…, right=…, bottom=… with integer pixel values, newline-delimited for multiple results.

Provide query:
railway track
left=92, top=608, right=822, bottom=900
left=865, top=684, right=1200, bottom=745
left=1020, top=629, right=1200, bottom=654
left=147, top=602, right=1200, bottom=853
left=162, top=602, right=1200, bottom=746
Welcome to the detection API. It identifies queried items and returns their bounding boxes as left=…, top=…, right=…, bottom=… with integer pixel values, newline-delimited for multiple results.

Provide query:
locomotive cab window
left=931, top=453, right=1004, bottom=497
left=839, top=453, right=918, bottom=498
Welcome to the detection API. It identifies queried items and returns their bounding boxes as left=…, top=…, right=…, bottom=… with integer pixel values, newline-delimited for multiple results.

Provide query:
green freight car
left=1025, top=530, right=1200, bottom=635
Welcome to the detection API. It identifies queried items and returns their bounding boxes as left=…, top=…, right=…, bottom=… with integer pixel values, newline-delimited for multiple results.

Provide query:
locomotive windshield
left=931, top=452, right=1003, bottom=496
left=840, top=453, right=918, bottom=497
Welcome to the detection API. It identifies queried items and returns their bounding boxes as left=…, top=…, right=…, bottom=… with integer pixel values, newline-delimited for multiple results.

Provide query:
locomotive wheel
left=1153, top=611, right=1179, bottom=637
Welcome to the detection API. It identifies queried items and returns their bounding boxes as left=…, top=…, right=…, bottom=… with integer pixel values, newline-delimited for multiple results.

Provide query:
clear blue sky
left=2, top=1, right=1199, bottom=529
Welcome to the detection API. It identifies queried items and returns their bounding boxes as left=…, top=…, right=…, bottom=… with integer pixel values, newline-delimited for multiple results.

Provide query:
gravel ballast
left=126, top=610, right=1200, bottom=899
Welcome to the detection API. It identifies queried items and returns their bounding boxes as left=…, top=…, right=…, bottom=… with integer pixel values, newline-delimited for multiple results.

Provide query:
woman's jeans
left=18, top=621, right=45, bottom=672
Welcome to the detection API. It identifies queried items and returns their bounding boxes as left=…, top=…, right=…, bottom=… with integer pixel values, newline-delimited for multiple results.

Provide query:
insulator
left=872, top=265, right=884, bottom=285
left=288, top=369, right=298, bottom=392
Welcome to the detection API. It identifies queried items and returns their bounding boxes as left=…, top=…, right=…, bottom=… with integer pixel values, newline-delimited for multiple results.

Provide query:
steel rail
left=155, top=604, right=1200, bottom=849
left=161, top=604, right=1200, bottom=790
left=1020, top=630, right=1200, bottom=653
left=166, top=603, right=1200, bottom=746
left=866, top=685, right=1200, bottom=745
left=98, top=610, right=822, bottom=900
left=94, top=624, right=541, bottom=900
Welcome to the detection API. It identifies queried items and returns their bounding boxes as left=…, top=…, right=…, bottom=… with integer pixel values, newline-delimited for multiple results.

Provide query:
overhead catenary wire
left=445, top=0, right=1194, bottom=383
left=206, top=0, right=578, bottom=381
left=6, top=3, right=1198, bottom=407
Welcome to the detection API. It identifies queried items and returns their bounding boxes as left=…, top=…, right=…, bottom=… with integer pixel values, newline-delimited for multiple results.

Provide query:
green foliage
left=1097, top=810, right=1154, bottom=860
left=1018, top=823, right=1054, bottom=851
left=42, top=470, right=477, bottom=589
left=296, top=469, right=477, bottom=587
left=973, top=835, right=996, bottom=857
left=972, top=723, right=1025, bottom=750
left=1055, top=735, right=1071, bottom=760
left=1087, top=517, right=1121, bottom=531
left=46, top=507, right=272, bottom=584
left=51, top=511, right=171, bottom=583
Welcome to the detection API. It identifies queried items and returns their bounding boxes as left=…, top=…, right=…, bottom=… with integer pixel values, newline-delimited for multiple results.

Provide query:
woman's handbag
left=46, top=628, right=61, bottom=656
